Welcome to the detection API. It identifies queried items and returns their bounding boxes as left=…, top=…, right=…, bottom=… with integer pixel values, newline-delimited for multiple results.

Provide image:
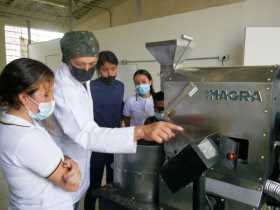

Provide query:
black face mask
left=70, top=65, right=96, bottom=82
left=99, top=76, right=116, bottom=85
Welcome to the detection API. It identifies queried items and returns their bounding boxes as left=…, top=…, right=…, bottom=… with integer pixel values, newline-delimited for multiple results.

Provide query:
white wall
left=29, top=38, right=61, bottom=71
left=29, top=0, right=280, bottom=96
left=244, top=27, right=280, bottom=65
left=89, top=0, right=279, bottom=92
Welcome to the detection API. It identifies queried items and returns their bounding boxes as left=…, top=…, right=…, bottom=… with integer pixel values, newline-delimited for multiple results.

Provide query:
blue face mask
left=26, top=97, right=55, bottom=121
left=135, top=84, right=150, bottom=96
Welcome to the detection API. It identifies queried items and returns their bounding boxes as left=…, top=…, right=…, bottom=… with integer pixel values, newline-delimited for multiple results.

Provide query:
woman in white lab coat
left=0, top=58, right=80, bottom=210
left=52, top=31, right=183, bottom=210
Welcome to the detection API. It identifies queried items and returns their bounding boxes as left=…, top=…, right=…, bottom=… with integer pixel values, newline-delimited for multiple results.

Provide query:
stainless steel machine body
left=97, top=38, right=280, bottom=210
left=113, top=144, right=164, bottom=204
left=146, top=39, right=280, bottom=210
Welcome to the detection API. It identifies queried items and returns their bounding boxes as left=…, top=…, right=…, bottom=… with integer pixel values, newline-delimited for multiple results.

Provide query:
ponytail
left=150, top=84, right=155, bottom=96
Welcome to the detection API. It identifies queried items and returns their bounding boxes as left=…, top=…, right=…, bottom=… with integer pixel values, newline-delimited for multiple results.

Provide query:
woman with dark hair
left=0, top=58, right=80, bottom=210
left=123, top=69, right=155, bottom=126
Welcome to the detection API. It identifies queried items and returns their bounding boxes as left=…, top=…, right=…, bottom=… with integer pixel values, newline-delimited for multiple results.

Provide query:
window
left=5, top=25, right=63, bottom=64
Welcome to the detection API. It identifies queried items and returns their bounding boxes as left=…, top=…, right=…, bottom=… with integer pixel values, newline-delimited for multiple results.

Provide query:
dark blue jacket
left=90, top=78, right=124, bottom=128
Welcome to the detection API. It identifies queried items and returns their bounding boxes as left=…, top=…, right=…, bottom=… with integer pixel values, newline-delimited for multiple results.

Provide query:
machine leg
left=193, top=174, right=206, bottom=210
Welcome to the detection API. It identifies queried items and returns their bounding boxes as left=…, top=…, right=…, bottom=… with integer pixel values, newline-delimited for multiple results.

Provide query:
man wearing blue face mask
left=123, top=69, right=155, bottom=126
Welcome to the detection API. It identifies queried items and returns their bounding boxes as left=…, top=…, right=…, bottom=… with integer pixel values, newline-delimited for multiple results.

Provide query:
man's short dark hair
left=96, top=50, right=118, bottom=70
left=153, top=91, right=164, bottom=102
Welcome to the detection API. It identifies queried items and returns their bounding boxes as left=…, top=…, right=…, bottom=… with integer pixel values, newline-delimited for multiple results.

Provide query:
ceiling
left=0, top=0, right=244, bottom=30
left=0, top=0, right=125, bottom=25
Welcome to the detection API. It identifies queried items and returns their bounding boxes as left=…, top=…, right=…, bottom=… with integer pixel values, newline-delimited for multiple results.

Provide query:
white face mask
left=26, top=96, right=55, bottom=121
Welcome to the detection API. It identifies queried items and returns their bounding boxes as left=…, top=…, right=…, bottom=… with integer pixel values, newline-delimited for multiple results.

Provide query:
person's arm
left=48, top=159, right=80, bottom=192
left=134, top=121, right=183, bottom=143
left=54, top=87, right=136, bottom=153
left=54, top=87, right=183, bottom=153
left=16, top=132, right=80, bottom=192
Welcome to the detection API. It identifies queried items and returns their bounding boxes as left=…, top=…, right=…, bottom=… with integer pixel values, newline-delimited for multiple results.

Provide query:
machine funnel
left=146, top=35, right=193, bottom=67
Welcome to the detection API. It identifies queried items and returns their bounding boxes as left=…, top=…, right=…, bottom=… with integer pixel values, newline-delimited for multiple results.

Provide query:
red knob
left=226, top=152, right=237, bottom=161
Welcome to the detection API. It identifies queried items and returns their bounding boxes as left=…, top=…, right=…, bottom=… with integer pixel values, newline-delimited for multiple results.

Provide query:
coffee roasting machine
left=96, top=37, right=280, bottom=210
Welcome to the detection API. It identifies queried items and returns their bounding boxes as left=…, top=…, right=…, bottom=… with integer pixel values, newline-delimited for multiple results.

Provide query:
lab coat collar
left=59, top=63, right=79, bottom=84
left=0, top=112, right=34, bottom=127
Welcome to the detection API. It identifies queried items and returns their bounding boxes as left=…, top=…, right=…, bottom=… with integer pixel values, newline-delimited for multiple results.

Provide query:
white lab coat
left=51, top=63, right=136, bottom=203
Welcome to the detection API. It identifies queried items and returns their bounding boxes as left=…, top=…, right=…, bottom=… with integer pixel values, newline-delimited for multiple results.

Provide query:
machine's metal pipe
left=183, top=56, right=220, bottom=61
left=181, top=34, right=194, bottom=42
left=120, top=59, right=155, bottom=64
left=163, top=82, right=198, bottom=120
left=120, top=56, right=225, bottom=65
left=265, top=180, right=280, bottom=202
left=173, top=34, right=193, bottom=69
